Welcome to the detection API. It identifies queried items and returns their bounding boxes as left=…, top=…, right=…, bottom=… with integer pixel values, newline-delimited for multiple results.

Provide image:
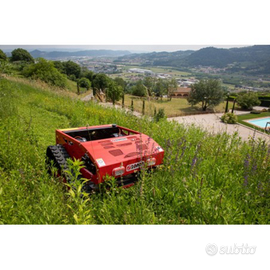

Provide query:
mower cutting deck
left=46, top=124, right=164, bottom=190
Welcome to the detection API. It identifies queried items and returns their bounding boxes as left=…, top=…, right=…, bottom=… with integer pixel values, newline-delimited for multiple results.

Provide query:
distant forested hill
left=30, top=49, right=132, bottom=59
left=116, top=50, right=194, bottom=66
left=116, top=45, right=270, bottom=75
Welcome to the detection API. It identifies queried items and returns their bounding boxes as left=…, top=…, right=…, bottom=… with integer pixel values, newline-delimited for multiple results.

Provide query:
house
left=171, top=87, right=191, bottom=98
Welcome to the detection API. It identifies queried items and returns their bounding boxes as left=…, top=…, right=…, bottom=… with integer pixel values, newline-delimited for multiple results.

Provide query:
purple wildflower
left=243, top=175, right=248, bottom=187
left=191, top=157, right=197, bottom=168
left=244, top=154, right=250, bottom=168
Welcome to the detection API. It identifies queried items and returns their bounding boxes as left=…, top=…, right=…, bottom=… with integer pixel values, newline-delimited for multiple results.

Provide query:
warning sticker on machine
left=96, top=158, right=106, bottom=167
left=126, top=161, right=145, bottom=172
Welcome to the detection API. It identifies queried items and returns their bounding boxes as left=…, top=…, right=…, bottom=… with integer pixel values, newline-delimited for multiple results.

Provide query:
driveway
left=168, top=111, right=270, bottom=142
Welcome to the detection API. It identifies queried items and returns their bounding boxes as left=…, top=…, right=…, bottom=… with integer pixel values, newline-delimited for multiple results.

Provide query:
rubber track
left=46, top=144, right=71, bottom=179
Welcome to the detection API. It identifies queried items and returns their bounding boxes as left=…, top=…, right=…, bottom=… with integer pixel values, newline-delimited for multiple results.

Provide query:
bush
left=221, top=112, right=238, bottom=124
left=154, top=108, right=166, bottom=122
left=10, top=48, right=34, bottom=63
left=132, top=81, right=147, bottom=97
left=236, top=92, right=261, bottom=110
left=63, top=60, right=81, bottom=79
left=22, top=58, right=67, bottom=88
left=78, top=77, right=91, bottom=90
left=0, top=49, right=7, bottom=61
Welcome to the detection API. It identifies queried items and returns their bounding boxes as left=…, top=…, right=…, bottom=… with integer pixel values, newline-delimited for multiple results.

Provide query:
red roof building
left=171, top=87, right=191, bottom=98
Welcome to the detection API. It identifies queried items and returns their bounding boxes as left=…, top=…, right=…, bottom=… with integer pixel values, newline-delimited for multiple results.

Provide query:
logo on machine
left=126, top=161, right=144, bottom=172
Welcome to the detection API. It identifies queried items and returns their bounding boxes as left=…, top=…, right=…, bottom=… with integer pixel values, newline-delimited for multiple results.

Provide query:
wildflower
left=244, top=154, right=250, bottom=168
left=243, top=175, right=248, bottom=187
left=257, top=181, right=263, bottom=195
left=191, top=157, right=197, bottom=168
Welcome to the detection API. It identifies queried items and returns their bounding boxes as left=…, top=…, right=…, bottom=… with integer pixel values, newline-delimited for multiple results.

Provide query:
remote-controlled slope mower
left=46, top=124, right=164, bottom=190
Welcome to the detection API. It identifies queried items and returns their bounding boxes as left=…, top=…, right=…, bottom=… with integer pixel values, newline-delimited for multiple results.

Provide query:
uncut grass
left=0, top=78, right=269, bottom=224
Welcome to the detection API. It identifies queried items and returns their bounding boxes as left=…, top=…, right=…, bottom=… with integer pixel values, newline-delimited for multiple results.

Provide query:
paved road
left=168, top=111, right=270, bottom=142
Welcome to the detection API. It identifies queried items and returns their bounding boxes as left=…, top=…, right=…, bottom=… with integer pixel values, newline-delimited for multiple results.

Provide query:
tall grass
left=0, top=77, right=269, bottom=224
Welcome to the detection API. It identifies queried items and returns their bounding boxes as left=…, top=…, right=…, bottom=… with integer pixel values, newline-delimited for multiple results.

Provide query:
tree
left=63, top=60, right=81, bottom=79
left=236, top=92, right=261, bottom=110
left=165, top=78, right=178, bottom=100
left=92, top=73, right=109, bottom=96
left=81, top=69, right=94, bottom=83
left=0, top=49, right=7, bottom=61
left=187, top=79, right=224, bottom=111
left=0, top=49, right=8, bottom=71
left=154, top=78, right=166, bottom=99
left=143, top=77, right=154, bottom=97
left=106, top=81, right=123, bottom=105
left=132, top=80, right=147, bottom=97
left=114, top=77, right=127, bottom=92
left=10, top=48, right=34, bottom=63
left=53, top=61, right=66, bottom=74
left=78, top=77, right=91, bottom=90
left=22, top=58, right=67, bottom=88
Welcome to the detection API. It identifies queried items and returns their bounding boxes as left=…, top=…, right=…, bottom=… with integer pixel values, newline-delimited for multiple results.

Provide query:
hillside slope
left=0, top=76, right=269, bottom=224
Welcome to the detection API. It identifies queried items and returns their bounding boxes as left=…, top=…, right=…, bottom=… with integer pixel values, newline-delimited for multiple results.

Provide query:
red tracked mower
left=46, top=124, right=164, bottom=191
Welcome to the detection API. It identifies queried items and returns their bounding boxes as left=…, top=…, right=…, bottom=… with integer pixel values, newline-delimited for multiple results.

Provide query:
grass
left=120, top=94, right=234, bottom=117
left=237, top=112, right=270, bottom=132
left=0, top=76, right=269, bottom=224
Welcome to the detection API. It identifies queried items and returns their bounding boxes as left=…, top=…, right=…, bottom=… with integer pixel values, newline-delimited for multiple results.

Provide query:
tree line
left=0, top=48, right=264, bottom=111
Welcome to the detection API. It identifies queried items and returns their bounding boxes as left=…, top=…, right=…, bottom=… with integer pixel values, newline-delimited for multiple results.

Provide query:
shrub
left=132, top=81, right=147, bottom=97
left=221, top=112, right=238, bottom=124
left=154, top=108, right=166, bottom=122
left=236, top=92, right=261, bottom=110
left=0, top=49, right=7, bottom=61
left=78, top=77, right=91, bottom=90
left=63, top=60, right=81, bottom=79
left=22, top=58, right=67, bottom=88
left=10, top=48, right=34, bottom=63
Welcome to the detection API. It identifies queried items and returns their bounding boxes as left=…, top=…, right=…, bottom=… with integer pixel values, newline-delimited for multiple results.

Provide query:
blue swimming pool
left=245, top=117, right=270, bottom=128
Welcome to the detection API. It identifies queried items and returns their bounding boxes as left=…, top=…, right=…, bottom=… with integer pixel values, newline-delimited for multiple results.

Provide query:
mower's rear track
left=46, top=144, right=70, bottom=179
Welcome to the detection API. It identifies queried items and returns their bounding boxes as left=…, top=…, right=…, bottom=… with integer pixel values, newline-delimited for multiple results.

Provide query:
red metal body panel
left=55, top=125, right=164, bottom=185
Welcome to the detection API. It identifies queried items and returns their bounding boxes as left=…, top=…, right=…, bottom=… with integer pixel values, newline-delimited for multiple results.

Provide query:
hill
left=116, top=45, right=270, bottom=75
left=0, top=75, right=269, bottom=224
left=30, top=49, right=132, bottom=59
left=116, top=50, right=194, bottom=66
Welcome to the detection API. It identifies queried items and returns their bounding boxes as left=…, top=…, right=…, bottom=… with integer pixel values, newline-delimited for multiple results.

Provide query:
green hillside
left=0, top=76, right=269, bottom=224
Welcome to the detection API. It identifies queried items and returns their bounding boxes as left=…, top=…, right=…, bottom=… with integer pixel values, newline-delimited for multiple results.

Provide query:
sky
left=0, top=44, right=249, bottom=53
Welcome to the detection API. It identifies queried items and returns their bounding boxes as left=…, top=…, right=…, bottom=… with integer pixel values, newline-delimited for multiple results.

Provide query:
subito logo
left=205, top=244, right=218, bottom=256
